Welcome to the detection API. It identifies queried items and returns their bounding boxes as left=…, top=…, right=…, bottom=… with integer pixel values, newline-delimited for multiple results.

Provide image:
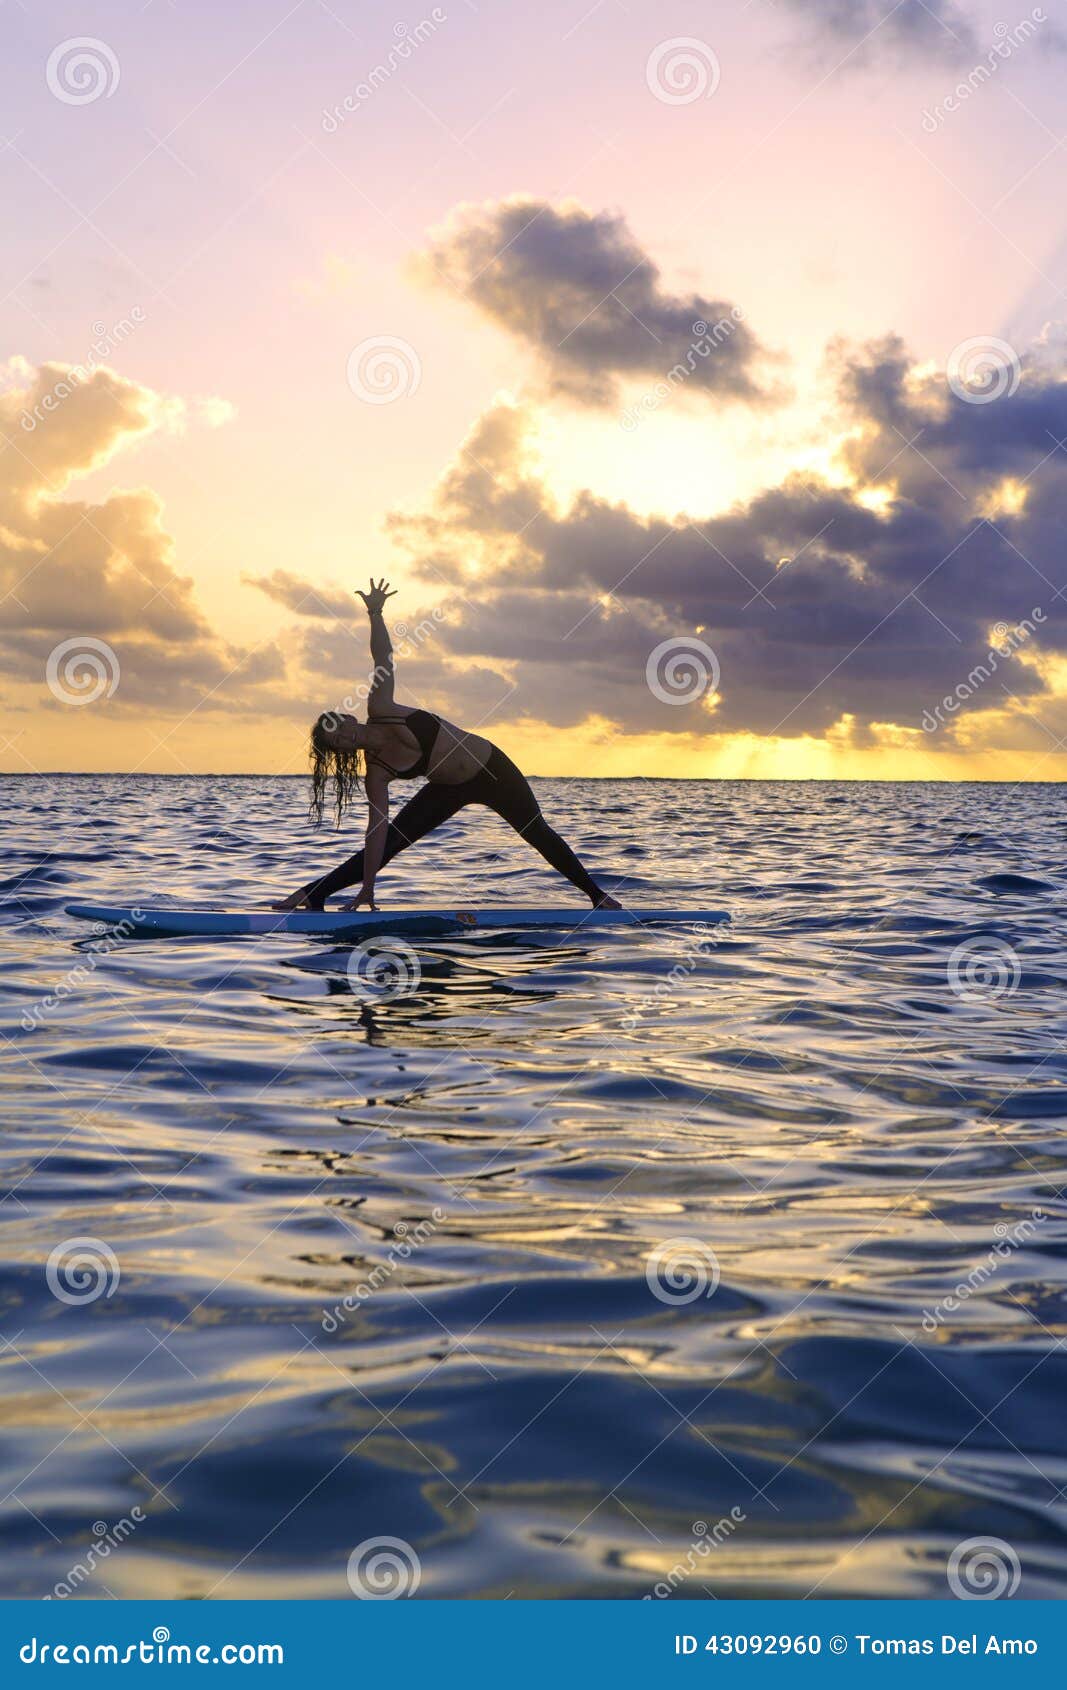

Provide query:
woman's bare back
left=366, top=705, right=493, bottom=785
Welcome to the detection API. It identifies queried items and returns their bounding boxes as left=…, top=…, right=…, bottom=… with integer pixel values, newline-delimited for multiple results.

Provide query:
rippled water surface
left=3, top=774, right=1067, bottom=1600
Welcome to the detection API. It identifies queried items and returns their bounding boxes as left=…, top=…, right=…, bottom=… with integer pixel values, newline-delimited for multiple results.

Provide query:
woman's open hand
left=340, top=888, right=379, bottom=912
left=356, top=577, right=396, bottom=616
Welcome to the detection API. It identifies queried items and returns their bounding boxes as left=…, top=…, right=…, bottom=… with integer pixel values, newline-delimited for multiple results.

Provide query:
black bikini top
left=368, top=710, right=440, bottom=779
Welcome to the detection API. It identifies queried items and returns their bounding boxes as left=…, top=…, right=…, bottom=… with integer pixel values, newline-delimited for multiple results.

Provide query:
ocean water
left=2, top=773, right=1066, bottom=1601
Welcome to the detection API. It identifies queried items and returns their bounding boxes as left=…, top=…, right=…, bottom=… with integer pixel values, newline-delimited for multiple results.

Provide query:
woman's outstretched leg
left=479, top=752, right=617, bottom=906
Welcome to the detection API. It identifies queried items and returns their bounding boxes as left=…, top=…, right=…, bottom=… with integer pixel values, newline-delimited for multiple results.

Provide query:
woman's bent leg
left=304, top=782, right=468, bottom=906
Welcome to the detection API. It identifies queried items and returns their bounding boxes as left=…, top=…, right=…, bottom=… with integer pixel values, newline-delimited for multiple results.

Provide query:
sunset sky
left=3, top=0, right=1067, bottom=777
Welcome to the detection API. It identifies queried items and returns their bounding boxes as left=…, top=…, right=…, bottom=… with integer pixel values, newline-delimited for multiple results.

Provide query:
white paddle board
left=65, top=903, right=729, bottom=939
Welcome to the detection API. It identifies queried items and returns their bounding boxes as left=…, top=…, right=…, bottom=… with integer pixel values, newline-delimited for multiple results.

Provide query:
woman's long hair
left=309, top=713, right=364, bottom=827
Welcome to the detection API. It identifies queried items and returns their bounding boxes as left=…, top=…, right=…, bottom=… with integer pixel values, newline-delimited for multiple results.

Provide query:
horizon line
left=2, top=771, right=1065, bottom=786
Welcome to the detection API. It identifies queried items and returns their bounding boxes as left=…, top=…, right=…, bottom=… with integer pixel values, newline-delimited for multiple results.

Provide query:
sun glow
left=976, top=478, right=1029, bottom=519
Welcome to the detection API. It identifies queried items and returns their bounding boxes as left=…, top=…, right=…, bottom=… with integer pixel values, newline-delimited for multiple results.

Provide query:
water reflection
left=1, top=775, right=1066, bottom=1597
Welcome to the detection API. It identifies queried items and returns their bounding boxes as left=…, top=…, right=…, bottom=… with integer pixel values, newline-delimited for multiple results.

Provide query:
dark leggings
left=305, top=747, right=604, bottom=907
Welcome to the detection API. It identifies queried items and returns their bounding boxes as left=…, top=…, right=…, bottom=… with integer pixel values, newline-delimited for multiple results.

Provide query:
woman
left=275, top=580, right=621, bottom=912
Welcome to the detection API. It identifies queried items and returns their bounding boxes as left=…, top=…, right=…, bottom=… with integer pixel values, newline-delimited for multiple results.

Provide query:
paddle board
left=65, top=903, right=729, bottom=939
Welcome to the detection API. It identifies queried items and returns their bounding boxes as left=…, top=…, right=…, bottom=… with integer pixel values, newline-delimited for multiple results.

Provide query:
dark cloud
left=298, top=619, right=516, bottom=728
left=783, top=0, right=978, bottom=61
left=243, top=574, right=516, bottom=726
left=419, top=199, right=776, bottom=409
left=388, top=341, right=1067, bottom=748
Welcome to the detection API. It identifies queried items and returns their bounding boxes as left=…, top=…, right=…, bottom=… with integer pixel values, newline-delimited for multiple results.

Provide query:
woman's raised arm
left=358, top=577, right=398, bottom=713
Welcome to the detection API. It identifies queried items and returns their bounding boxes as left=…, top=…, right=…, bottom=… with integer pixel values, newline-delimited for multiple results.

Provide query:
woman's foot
left=271, top=884, right=326, bottom=911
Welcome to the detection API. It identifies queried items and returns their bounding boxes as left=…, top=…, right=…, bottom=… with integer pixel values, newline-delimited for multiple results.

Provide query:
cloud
left=293, top=254, right=360, bottom=301
left=243, top=569, right=356, bottom=620
left=418, top=198, right=776, bottom=409
left=0, top=357, right=285, bottom=720
left=1, top=355, right=181, bottom=500
left=782, top=0, right=978, bottom=61
left=386, top=337, right=1067, bottom=754
left=195, top=396, right=238, bottom=428
left=241, top=566, right=517, bottom=725
left=298, top=618, right=515, bottom=725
